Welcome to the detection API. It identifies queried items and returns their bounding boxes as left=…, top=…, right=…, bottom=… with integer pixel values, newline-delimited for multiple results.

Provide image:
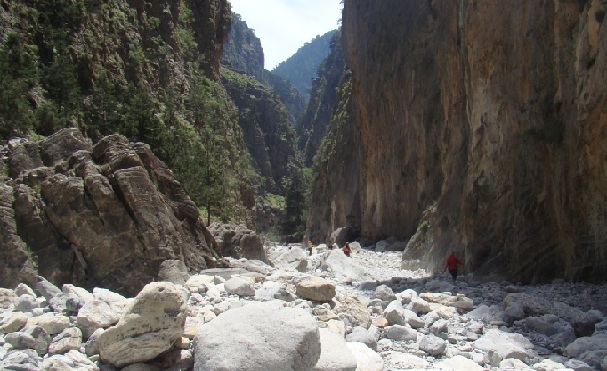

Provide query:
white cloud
left=229, top=0, right=342, bottom=70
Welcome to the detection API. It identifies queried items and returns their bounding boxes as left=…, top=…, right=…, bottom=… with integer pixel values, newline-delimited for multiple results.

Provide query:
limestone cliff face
left=221, top=68, right=298, bottom=194
left=311, top=0, right=607, bottom=283
left=299, top=30, right=346, bottom=167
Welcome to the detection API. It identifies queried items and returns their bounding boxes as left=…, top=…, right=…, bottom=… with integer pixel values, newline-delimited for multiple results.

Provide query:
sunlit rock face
left=311, top=0, right=607, bottom=283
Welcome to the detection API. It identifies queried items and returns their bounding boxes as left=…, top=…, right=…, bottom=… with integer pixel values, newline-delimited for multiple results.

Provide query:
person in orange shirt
left=444, top=251, right=463, bottom=282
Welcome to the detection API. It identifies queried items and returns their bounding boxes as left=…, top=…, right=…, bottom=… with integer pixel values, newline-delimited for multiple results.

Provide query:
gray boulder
left=208, top=223, right=271, bottom=265
left=98, top=282, right=188, bottom=367
left=268, top=247, right=308, bottom=272
left=346, top=326, right=377, bottom=351
left=224, top=277, right=255, bottom=297
left=194, top=302, right=321, bottom=370
left=320, top=250, right=368, bottom=282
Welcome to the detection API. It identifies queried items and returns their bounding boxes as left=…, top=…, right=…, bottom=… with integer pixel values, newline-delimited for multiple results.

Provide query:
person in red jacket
left=444, top=251, right=463, bottom=282
left=342, top=243, right=352, bottom=257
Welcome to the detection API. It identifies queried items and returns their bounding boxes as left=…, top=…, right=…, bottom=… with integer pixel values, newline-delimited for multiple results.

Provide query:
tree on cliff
left=282, top=166, right=309, bottom=236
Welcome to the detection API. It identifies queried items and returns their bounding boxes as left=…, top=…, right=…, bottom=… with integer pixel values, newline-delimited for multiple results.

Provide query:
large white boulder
left=473, top=329, right=535, bottom=365
left=313, top=328, right=357, bottom=370
left=345, top=342, right=383, bottom=371
left=98, top=282, right=188, bottom=367
left=194, top=301, right=321, bottom=370
left=320, top=250, right=368, bottom=282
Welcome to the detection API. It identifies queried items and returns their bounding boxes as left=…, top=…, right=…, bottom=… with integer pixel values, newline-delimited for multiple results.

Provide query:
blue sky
left=229, top=0, right=343, bottom=70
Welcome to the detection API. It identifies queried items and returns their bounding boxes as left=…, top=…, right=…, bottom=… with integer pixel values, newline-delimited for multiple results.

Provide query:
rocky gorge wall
left=310, top=0, right=607, bottom=283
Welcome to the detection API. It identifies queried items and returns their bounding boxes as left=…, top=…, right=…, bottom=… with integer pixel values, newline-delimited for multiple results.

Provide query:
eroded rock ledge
left=1, top=129, right=220, bottom=296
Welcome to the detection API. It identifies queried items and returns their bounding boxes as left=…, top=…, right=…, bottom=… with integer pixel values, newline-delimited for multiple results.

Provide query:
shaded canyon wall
left=310, top=0, right=607, bottom=283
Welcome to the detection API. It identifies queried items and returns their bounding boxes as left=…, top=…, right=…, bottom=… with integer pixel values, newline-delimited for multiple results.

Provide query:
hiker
left=342, top=243, right=351, bottom=257
left=444, top=250, right=463, bottom=282
left=307, top=241, right=313, bottom=256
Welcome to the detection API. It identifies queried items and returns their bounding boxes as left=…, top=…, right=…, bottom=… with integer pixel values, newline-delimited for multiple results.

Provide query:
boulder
left=419, top=334, right=447, bottom=356
left=346, top=326, right=377, bottom=351
left=157, top=259, right=190, bottom=285
left=224, top=277, right=255, bottom=297
left=77, top=299, right=121, bottom=338
left=334, top=295, right=371, bottom=328
left=345, top=342, right=383, bottom=371
left=320, top=250, right=368, bottom=282
left=208, top=223, right=271, bottom=265
left=296, top=277, right=336, bottom=302
left=2, top=130, right=220, bottom=296
left=268, top=247, right=308, bottom=272
left=473, top=329, right=535, bottom=364
left=385, top=325, right=418, bottom=342
left=48, top=327, right=82, bottom=355
left=373, top=285, right=397, bottom=302
left=419, top=292, right=474, bottom=312
left=194, top=302, right=321, bottom=370
left=98, top=282, right=188, bottom=367
left=28, top=313, right=71, bottom=336
left=313, top=328, right=357, bottom=371
left=435, top=355, right=484, bottom=370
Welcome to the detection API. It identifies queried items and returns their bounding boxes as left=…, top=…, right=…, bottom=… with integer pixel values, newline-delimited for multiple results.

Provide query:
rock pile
left=1, top=246, right=606, bottom=370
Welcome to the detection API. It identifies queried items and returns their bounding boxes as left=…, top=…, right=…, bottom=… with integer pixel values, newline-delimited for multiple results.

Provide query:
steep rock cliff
left=311, top=0, right=607, bottom=283
left=1, top=129, right=220, bottom=295
left=298, top=30, right=345, bottom=167
left=221, top=68, right=298, bottom=194
left=221, top=12, right=306, bottom=126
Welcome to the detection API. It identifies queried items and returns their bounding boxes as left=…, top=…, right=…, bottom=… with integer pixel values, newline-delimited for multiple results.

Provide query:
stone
left=28, top=313, right=71, bottom=336
left=98, top=282, right=188, bottom=367
left=84, top=328, right=104, bottom=356
left=327, top=319, right=347, bottom=337
left=565, top=335, right=607, bottom=358
left=385, top=325, right=418, bottom=342
left=14, top=283, right=36, bottom=297
left=77, top=299, right=121, bottom=338
left=345, top=342, right=383, bottom=371
left=313, top=328, right=357, bottom=371
left=435, top=355, right=484, bottom=370
left=268, top=247, right=308, bottom=272
left=62, top=284, right=95, bottom=303
left=224, top=276, right=255, bottom=297
left=157, top=259, right=190, bottom=285
left=384, top=353, right=428, bottom=369
left=13, top=294, right=39, bottom=312
left=184, top=273, right=213, bottom=292
left=2, top=349, right=41, bottom=370
left=23, top=325, right=51, bottom=355
left=473, top=329, right=535, bottom=364
left=0, top=312, right=29, bottom=333
left=194, top=302, right=321, bottom=370
left=419, top=334, right=447, bottom=355
left=373, top=285, right=397, bottom=302
left=320, top=250, right=368, bottom=282
left=296, top=277, right=336, bottom=302
left=408, top=297, right=431, bottom=314
left=420, top=292, right=474, bottom=312
left=499, top=358, right=533, bottom=370
left=346, top=326, right=377, bottom=350
left=384, top=300, right=405, bottom=325
left=517, top=314, right=576, bottom=347
left=334, top=295, right=371, bottom=328
left=48, top=327, right=82, bottom=355
left=0, top=288, right=17, bottom=309
left=5, top=332, right=37, bottom=351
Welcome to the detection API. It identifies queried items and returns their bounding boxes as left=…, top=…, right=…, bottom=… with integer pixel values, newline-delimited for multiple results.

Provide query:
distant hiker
left=444, top=251, right=463, bottom=282
left=307, top=241, right=313, bottom=256
left=343, top=243, right=352, bottom=257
